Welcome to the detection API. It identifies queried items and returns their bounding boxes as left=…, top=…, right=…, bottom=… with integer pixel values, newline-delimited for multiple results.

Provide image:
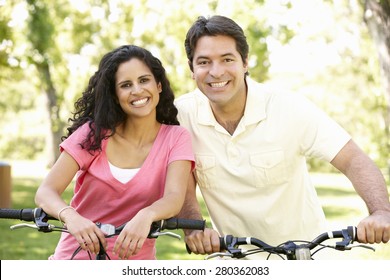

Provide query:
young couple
left=35, top=15, right=390, bottom=260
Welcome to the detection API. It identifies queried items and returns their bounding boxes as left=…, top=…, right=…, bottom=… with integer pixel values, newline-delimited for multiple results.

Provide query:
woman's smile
left=131, top=97, right=150, bottom=107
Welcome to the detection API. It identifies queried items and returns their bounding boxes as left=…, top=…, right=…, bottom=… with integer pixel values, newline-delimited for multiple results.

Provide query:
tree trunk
left=364, top=0, right=390, bottom=177
left=27, top=0, right=64, bottom=167
left=37, top=62, right=64, bottom=167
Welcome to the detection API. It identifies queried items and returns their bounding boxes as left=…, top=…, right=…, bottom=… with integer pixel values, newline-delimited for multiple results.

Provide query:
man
left=175, top=15, right=390, bottom=259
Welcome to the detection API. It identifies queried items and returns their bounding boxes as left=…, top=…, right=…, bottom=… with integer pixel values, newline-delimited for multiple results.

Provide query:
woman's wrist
left=57, top=205, right=76, bottom=224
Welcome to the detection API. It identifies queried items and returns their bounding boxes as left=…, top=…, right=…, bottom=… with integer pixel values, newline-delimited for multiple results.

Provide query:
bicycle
left=0, top=207, right=205, bottom=260
left=188, top=226, right=376, bottom=260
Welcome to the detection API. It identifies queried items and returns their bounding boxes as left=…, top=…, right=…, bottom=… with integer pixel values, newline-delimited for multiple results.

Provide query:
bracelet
left=57, top=206, right=75, bottom=224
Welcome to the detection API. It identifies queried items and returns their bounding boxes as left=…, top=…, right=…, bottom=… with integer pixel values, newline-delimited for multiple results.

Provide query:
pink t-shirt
left=50, top=123, right=194, bottom=260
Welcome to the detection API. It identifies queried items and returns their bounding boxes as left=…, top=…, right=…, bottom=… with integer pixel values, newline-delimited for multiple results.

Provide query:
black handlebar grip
left=0, top=208, right=35, bottom=221
left=349, top=226, right=358, bottom=242
left=219, top=236, right=228, bottom=251
left=163, top=218, right=205, bottom=230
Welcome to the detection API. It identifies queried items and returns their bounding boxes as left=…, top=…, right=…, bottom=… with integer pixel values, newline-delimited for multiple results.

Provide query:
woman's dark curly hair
left=63, top=45, right=179, bottom=152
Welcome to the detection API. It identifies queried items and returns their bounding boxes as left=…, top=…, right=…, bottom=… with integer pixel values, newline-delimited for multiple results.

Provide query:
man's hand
left=357, top=210, right=390, bottom=243
left=185, top=228, right=221, bottom=254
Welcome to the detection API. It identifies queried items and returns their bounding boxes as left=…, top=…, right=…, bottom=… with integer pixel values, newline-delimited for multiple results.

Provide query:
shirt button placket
left=226, top=141, right=241, bottom=165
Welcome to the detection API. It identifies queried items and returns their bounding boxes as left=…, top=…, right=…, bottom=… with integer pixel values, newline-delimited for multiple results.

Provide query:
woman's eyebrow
left=117, top=74, right=152, bottom=85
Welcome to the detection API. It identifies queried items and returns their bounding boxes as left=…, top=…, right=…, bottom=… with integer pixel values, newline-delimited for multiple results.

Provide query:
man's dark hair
left=184, top=15, right=249, bottom=72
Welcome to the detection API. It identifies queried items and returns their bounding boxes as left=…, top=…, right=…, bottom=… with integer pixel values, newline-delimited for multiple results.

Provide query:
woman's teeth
left=131, top=97, right=148, bottom=106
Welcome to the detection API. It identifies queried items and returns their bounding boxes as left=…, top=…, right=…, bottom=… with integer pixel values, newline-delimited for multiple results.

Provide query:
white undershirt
left=108, top=161, right=140, bottom=184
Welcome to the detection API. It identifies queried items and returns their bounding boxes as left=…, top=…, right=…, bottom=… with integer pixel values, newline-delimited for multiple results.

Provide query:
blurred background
left=0, top=0, right=389, bottom=259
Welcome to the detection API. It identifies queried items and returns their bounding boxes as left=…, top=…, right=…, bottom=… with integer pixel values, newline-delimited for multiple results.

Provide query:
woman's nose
left=131, top=83, right=143, bottom=94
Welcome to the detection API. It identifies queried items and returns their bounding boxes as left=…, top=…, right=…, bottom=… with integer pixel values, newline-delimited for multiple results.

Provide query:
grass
left=0, top=161, right=389, bottom=260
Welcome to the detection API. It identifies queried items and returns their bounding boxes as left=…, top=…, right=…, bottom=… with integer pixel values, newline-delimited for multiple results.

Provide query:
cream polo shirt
left=175, top=78, right=351, bottom=255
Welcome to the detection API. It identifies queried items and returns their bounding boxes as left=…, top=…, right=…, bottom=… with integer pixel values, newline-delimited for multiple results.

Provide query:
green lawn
left=0, top=161, right=389, bottom=260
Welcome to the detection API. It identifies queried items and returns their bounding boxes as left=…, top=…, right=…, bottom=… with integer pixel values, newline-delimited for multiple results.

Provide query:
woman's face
left=115, top=58, right=162, bottom=120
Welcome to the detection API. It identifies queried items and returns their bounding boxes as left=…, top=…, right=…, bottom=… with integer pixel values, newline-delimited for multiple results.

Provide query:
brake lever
left=10, top=223, right=51, bottom=230
left=205, top=252, right=234, bottom=260
left=149, top=231, right=181, bottom=240
left=348, top=244, right=376, bottom=252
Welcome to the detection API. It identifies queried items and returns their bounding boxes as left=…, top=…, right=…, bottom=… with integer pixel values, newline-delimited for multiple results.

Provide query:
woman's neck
left=116, top=120, right=161, bottom=148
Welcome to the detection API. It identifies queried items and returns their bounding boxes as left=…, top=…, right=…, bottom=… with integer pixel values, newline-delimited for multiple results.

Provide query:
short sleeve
left=59, top=123, right=98, bottom=170
left=166, top=126, right=195, bottom=171
left=296, top=95, right=351, bottom=162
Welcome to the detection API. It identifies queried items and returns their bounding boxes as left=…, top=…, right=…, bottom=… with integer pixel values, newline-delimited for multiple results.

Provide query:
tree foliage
left=364, top=0, right=390, bottom=170
left=0, top=0, right=388, bottom=172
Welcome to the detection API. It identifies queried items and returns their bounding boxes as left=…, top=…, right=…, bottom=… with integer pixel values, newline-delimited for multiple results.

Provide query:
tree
left=364, top=0, right=390, bottom=174
left=26, top=0, right=64, bottom=166
left=2, top=0, right=386, bottom=172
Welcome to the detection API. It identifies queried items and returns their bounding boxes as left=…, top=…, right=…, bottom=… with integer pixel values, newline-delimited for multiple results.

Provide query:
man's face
left=191, top=35, right=248, bottom=108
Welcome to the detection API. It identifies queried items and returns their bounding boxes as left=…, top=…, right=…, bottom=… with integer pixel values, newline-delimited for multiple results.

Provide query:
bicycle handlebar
left=0, top=208, right=206, bottom=247
left=188, top=226, right=375, bottom=260
left=0, top=207, right=206, bottom=259
left=0, top=207, right=52, bottom=222
left=219, top=226, right=358, bottom=251
left=0, top=207, right=205, bottom=232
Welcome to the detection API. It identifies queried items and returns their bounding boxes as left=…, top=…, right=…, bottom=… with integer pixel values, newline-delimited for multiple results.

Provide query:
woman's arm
left=35, top=151, right=78, bottom=216
left=35, top=151, right=107, bottom=254
left=113, top=160, right=192, bottom=259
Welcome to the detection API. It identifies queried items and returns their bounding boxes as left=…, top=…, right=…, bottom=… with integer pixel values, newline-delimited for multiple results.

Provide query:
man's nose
left=209, top=62, right=224, bottom=78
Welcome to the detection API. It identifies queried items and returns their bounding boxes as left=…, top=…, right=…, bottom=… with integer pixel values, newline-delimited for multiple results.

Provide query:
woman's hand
left=113, top=211, right=153, bottom=259
left=63, top=209, right=107, bottom=255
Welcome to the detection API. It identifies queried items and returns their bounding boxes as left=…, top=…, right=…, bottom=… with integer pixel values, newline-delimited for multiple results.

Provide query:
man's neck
left=210, top=99, right=246, bottom=135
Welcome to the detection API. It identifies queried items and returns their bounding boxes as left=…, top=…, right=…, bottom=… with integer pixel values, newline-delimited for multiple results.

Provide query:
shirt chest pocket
left=194, top=155, right=217, bottom=189
left=250, top=150, right=287, bottom=187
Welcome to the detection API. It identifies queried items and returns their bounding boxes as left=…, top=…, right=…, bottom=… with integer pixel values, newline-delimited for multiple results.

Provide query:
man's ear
left=243, top=57, right=249, bottom=73
left=188, top=60, right=194, bottom=74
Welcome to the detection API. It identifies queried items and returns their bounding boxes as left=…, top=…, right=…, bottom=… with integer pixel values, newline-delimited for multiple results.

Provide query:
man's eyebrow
left=221, top=52, right=236, bottom=57
left=194, top=55, right=210, bottom=61
left=195, top=53, right=236, bottom=60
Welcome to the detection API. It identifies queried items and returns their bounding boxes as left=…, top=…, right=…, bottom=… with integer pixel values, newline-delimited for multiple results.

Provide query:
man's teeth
left=132, top=97, right=148, bottom=106
left=210, top=81, right=228, bottom=88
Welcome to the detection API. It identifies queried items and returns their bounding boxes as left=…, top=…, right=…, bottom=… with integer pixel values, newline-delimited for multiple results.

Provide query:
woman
left=35, top=45, right=194, bottom=260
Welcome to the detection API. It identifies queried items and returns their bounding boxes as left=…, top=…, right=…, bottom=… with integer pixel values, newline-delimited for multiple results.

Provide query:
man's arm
left=331, top=139, right=390, bottom=243
left=178, top=172, right=220, bottom=254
